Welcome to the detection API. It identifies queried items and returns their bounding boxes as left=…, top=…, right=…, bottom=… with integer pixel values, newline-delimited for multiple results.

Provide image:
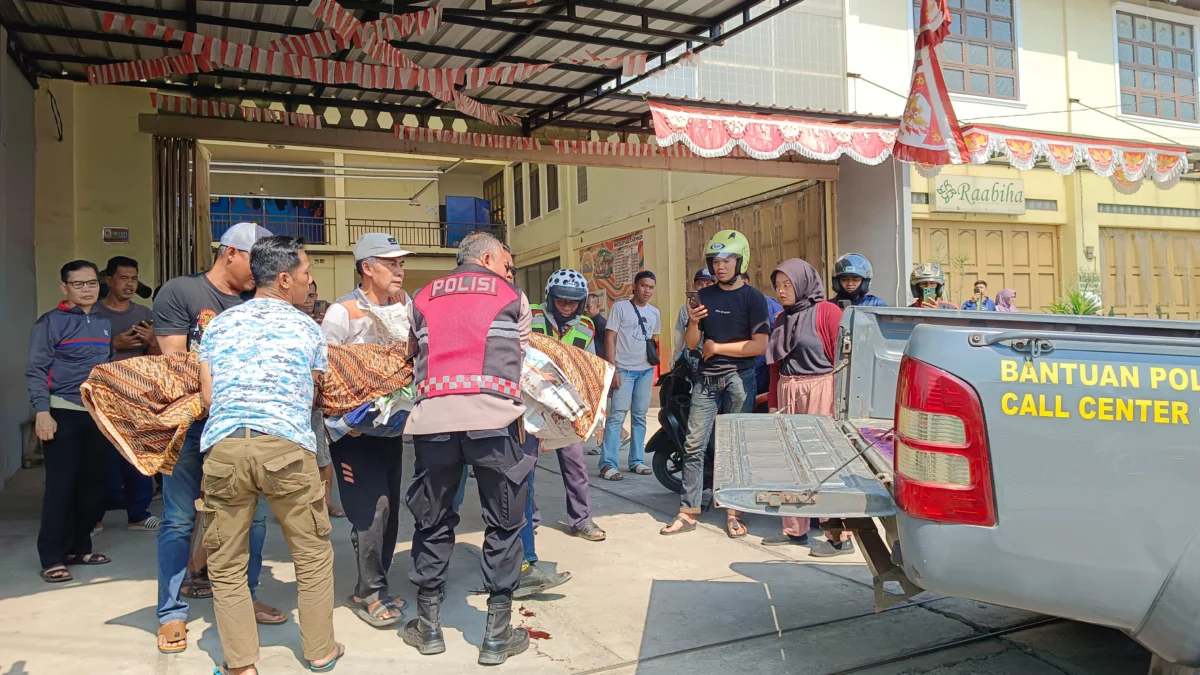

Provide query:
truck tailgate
left=712, top=413, right=895, bottom=518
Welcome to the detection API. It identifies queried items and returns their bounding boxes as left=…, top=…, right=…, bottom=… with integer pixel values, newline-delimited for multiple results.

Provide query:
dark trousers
left=330, top=434, right=404, bottom=604
left=407, top=421, right=535, bottom=596
left=38, top=409, right=108, bottom=569
left=680, top=369, right=756, bottom=514
left=106, top=443, right=153, bottom=523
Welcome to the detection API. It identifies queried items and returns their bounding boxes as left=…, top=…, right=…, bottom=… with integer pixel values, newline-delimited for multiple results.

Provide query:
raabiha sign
left=931, top=176, right=1025, bottom=215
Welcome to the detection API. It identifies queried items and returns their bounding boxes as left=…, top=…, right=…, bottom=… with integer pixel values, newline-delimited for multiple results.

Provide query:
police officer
left=828, top=253, right=888, bottom=308
left=529, top=270, right=606, bottom=541
left=403, top=232, right=534, bottom=665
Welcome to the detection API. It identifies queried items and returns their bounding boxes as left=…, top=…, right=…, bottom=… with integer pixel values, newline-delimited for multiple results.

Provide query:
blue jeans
left=157, top=425, right=268, bottom=624
left=680, top=369, right=756, bottom=514
left=600, top=367, right=655, bottom=472
left=107, top=443, right=153, bottom=524
left=518, top=435, right=540, bottom=564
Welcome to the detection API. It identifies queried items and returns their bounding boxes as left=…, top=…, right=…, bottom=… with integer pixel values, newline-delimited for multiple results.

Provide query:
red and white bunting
left=268, top=30, right=351, bottom=58
left=239, top=105, right=323, bottom=129
left=150, top=92, right=236, bottom=118
left=308, top=0, right=361, bottom=40
left=394, top=125, right=541, bottom=151
left=451, top=92, right=518, bottom=127
left=361, top=6, right=442, bottom=42
left=464, top=63, right=553, bottom=89
left=87, top=54, right=212, bottom=85
left=551, top=139, right=695, bottom=157
left=102, top=12, right=179, bottom=42
left=560, top=51, right=648, bottom=78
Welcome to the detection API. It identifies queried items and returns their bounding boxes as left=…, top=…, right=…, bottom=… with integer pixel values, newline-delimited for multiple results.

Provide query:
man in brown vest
left=403, top=232, right=534, bottom=666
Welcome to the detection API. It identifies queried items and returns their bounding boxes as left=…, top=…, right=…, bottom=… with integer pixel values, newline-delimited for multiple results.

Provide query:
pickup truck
left=712, top=307, right=1200, bottom=672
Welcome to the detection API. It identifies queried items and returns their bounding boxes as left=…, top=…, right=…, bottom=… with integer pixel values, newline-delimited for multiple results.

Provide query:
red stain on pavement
left=518, top=606, right=535, bottom=617
left=526, top=629, right=552, bottom=640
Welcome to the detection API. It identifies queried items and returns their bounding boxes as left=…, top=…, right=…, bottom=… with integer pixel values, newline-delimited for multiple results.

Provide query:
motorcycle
left=647, top=354, right=769, bottom=497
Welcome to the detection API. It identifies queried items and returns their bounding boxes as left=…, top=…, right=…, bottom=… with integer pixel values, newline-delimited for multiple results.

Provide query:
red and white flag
left=893, top=0, right=967, bottom=165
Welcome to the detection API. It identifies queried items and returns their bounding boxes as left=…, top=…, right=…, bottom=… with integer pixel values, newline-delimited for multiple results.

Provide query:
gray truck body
left=713, top=307, right=1200, bottom=667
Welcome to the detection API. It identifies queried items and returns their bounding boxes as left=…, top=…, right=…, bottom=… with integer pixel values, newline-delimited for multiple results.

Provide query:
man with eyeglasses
left=27, top=260, right=114, bottom=584
left=151, top=222, right=284, bottom=655
left=320, top=232, right=414, bottom=629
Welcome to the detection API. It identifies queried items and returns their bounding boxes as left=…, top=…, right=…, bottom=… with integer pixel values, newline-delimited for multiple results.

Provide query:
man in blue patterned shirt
left=197, top=236, right=342, bottom=674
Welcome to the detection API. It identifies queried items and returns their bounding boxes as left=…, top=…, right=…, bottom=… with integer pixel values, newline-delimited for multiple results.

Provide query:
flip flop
left=726, top=517, right=748, bottom=539
left=255, top=603, right=288, bottom=625
left=310, top=642, right=346, bottom=672
left=660, top=516, right=696, bottom=536
left=65, top=553, right=110, bottom=565
left=41, top=564, right=72, bottom=583
left=599, top=467, right=624, bottom=481
left=347, top=596, right=402, bottom=628
left=629, top=464, right=653, bottom=475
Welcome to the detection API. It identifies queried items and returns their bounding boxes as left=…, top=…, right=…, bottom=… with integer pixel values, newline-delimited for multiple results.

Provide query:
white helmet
left=545, top=269, right=589, bottom=303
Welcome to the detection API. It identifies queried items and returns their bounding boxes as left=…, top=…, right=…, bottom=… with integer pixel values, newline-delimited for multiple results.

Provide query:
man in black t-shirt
left=661, top=231, right=768, bottom=537
left=151, top=223, right=286, bottom=654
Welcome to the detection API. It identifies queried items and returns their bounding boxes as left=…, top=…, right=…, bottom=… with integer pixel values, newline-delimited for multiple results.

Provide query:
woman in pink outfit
left=995, top=289, right=1019, bottom=312
left=762, top=259, right=854, bottom=557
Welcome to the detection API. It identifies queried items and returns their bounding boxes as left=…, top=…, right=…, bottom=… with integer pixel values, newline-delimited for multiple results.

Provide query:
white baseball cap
left=353, top=232, right=413, bottom=261
left=219, top=222, right=274, bottom=251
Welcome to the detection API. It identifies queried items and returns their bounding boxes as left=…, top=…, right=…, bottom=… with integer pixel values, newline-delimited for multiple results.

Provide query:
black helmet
left=832, top=253, right=873, bottom=296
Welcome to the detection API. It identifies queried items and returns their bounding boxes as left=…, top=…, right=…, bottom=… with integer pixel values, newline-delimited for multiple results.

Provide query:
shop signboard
left=931, top=176, right=1025, bottom=215
left=578, top=231, right=645, bottom=310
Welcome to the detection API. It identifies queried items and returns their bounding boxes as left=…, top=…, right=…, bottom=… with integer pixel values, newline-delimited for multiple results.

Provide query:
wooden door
left=912, top=220, right=1060, bottom=311
left=1101, top=227, right=1200, bottom=319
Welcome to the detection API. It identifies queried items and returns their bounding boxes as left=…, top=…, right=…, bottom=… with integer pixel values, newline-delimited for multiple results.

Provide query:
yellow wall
left=34, top=82, right=155, bottom=313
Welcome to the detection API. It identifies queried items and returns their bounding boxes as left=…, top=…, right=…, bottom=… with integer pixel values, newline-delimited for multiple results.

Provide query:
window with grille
left=914, top=0, right=1018, bottom=100
left=529, top=164, right=541, bottom=220
left=483, top=172, right=505, bottom=224
left=1117, top=11, right=1197, bottom=122
left=513, top=163, right=524, bottom=226
left=517, top=258, right=560, bottom=298
left=546, top=165, right=560, bottom=212
left=577, top=166, right=588, bottom=204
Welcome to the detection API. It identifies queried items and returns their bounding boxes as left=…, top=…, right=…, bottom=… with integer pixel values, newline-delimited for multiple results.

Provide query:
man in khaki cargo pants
left=197, top=236, right=342, bottom=674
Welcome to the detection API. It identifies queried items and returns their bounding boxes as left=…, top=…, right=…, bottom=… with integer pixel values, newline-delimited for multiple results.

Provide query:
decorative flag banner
left=648, top=101, right=897, bottom=164
left=451, top=91, right=519, bottom=127
left=955, top=124, right=1189, bottom=191
left=151, top=93, right=322, bottom=128
left=552, top=139, right=695, bottom=158
left=101, top=12, right=179, bottom=42
left=308, top=0, right=362, bottom=41
left=893, top=0, right=967, bottom=165
left=395, top=125, right=541, bottom=151
left=151, top=92, right=236, bottom=118
left=268, top=30, right=352, bottom=58
left=560, top=50, right=649, bottom=78
left=87, top=54, right=211, bottom=85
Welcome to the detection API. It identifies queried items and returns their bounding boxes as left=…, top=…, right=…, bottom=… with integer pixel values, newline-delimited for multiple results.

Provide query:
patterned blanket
left=528, top=333, right=615, bottom=445
left=80, top=343, right=411, bottom=476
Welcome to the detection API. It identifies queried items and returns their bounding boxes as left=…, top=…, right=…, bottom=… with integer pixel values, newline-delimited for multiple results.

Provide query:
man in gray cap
left=320, top=232, right=413, bottom=628
left=152, top=221, right=288, bottom=654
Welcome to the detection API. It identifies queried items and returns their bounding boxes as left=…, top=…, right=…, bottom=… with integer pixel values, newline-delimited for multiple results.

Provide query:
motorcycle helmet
left=832, top=253, right=874, bottom=296
left=909, top=262, right=946, bottom=299
left=704, top=229, right=751, bottom=281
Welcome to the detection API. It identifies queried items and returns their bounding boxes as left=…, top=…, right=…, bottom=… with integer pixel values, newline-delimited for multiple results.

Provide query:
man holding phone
left=960, top=279, right=996, bottom=311
left=908, top=263, right=958, bottom=310
left=94, top=256, right=160, bottom=533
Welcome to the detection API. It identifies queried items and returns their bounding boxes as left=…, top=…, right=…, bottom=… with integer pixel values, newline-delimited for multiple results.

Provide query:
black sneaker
left=809, top=539, right=855, bottom=558
left=761, top=533, right=809, bottom=547
left=512, top=563, right=572, bottom=599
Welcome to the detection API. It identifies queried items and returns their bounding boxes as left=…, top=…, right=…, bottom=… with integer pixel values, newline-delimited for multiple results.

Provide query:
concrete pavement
left=0, top=428, right=1152, bottom=675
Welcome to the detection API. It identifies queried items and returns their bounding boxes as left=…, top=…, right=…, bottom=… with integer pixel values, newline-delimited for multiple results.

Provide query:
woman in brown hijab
left=763, top=259, right=854, bottom=557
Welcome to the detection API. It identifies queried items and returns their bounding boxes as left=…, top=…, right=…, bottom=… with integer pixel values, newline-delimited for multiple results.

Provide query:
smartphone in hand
left=922, top=287, right=937, bottom=305
left=686, top=291, right=702, bottom=309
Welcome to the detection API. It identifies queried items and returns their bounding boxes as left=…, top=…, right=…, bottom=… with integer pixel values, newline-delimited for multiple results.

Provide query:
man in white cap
left=152, top=222, right=287, bottom=654
left=321, top=232, right=414, bottom=628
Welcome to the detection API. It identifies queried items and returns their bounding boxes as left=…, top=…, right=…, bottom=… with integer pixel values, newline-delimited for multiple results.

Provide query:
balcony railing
left=212, top=213, right=335, bottom=246
left=346, top=219, right=506, bottom=250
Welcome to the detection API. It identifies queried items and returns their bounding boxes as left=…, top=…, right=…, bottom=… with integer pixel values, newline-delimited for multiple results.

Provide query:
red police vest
left=410, top=265, right=523, bottom=403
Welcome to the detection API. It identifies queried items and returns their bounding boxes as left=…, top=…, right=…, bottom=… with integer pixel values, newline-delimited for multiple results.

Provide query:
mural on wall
left=578, top=231, right=645, bottom=310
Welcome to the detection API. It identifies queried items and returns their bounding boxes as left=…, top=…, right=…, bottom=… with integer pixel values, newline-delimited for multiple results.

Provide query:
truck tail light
left=894, top=356, right=996, bottom=527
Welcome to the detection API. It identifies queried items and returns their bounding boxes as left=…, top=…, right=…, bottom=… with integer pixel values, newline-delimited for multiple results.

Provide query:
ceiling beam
left=440, top=12, right=655, bottom=52
left=530, top=0, right=797, bottom=131
left=445, top=8, right=715, bottom=44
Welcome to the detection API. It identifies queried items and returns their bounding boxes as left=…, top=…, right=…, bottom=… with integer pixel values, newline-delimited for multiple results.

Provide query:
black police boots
left=402, top=588, right=446, bottom=655
left=477, top=595, right=529, bottom=666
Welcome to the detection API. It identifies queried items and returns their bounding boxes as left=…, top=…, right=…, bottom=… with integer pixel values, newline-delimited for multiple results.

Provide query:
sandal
left=726, top=516, right=748, bottom=539
left=348, top=595, right=402, bottom=628
left=127, top=516, right=162, bottom=531
left=157, top=619, right=188, bottom=654
left=328, top=505, right=346, bottom=518
left=599, top=466, right=624, bottom=481
left=628, top=464, right=653, bottom=475
left=255, top=601, right=288, bottom=625
left=660, top=516, right=696, bottom=536
left=182, top=566, right=213, bottom=599
left=65, top=553, right=110, bottom=565
left=41, top=564, right=72, bottom=583
left=310, top=642, right=346, bottom=672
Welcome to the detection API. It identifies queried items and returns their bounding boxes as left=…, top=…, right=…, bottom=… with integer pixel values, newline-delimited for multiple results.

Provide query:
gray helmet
left=909, top=262, right=946, bottom=299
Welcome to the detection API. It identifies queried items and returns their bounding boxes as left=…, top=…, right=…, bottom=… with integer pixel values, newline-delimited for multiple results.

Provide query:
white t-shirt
left=321, top=288, right=411, bottom=346
left=606, top=299, right=660, bottom=371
